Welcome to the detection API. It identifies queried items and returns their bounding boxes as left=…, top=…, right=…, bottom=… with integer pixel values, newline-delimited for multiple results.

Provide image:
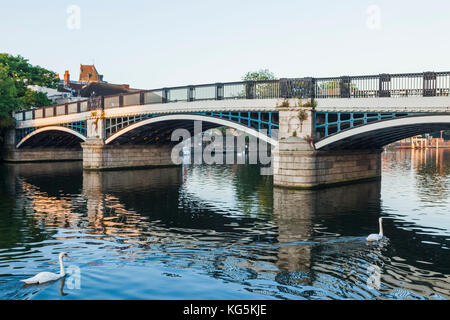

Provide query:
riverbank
left=393, top=137, right=450, bottom=149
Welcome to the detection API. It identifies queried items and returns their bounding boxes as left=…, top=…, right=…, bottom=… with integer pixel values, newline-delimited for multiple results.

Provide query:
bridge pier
left=80, top=110, right=180, bottom=170
left=273, top=139, right=382, bottom=189
left=81, top=141, right=177, bottom=170
left=273, top=105, right=381, bottom=189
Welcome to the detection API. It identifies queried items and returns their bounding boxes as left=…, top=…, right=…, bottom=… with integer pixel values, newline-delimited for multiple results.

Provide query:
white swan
left=366, top=218, right=384, bottom=242
left=21, top=252, right=68, bottom=285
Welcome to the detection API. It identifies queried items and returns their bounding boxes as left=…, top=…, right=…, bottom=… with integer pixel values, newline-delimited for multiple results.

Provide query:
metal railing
left=13, top=71, right=450, bottom=121
left=314, top=72, right=450, bottom=98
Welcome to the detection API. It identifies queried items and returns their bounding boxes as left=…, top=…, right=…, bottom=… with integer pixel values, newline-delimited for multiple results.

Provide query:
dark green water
left=0, top=149, right=449, bottom=300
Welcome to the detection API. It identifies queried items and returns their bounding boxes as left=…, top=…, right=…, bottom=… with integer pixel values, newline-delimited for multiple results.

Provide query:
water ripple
left=0, top=151, right=449, bottom=299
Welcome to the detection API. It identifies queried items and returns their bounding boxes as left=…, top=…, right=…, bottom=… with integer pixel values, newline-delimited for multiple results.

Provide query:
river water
left=0, top=149, right=449, bottom=300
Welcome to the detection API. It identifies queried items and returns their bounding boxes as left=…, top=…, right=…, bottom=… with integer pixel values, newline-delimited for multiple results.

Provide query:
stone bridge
left=4, top=72, right=450, bottom=188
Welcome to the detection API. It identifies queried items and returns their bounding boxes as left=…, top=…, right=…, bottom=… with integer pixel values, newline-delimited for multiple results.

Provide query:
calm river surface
left=1, top=149, right=449, bottom=300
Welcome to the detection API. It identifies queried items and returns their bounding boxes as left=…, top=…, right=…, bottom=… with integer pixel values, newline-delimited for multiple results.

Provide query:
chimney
left=64, top=70, right=70, bottom=86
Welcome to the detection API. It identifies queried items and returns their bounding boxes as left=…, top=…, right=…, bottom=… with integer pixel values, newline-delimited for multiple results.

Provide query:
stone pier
left=273, top=140, right=382, bottom=189
left=82, top=140, right=177, bottom=170
left=273, top=103, right=382, bottom=189
left=80, top=109, right=180, bottom=170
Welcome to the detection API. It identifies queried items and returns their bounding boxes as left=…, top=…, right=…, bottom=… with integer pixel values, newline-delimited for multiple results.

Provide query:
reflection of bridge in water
left=4, top=160, right=448, bottom=298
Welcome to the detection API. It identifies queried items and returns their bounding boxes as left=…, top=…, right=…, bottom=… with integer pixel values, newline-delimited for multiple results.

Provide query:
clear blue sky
left=1, top=0, right=450, bottom=89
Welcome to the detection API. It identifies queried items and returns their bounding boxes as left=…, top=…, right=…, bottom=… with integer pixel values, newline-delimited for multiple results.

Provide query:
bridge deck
left=13, top=71, right=450, bottom=127
left=15, top=99, right=280, bottom=129
left=10, top=72, right=450, bottom=151
left=15, top=96, right=450, bottom=130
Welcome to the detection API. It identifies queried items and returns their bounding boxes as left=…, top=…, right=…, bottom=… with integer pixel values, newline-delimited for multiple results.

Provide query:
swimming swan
left=21, top=252, right=68, bottom=285
left=366, top=218, right=384, bottom=242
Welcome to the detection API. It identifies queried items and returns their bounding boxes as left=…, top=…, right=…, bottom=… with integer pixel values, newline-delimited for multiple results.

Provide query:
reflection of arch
left=315, top=115, right=450, bottom=150
left=16, top=126, right=86, bottom=148
left=105, top=114, right=278, bottom=146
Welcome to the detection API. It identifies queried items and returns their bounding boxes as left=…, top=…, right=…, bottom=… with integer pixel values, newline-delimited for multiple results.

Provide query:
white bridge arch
left=315, top=115, right=450, bottom=150
left=105, top=114, right=279, bottom=146
left=16, top=126, right=87, bottom=148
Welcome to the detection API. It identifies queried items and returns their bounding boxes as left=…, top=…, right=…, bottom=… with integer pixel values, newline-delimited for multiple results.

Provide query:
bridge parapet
left=13, top=71, right=450, bottom=124
left=316, top=96, right=450, bottom=113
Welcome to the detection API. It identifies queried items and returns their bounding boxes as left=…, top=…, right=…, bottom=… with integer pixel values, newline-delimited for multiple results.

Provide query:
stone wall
left=273, top=139, right=382, bottom=189
left=82, top=142, right=178, bottom=170
left=2, top=147, right=82, bottom=162
left=1, top=129, right=82, bottom=163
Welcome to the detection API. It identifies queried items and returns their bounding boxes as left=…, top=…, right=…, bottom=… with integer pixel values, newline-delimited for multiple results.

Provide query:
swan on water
left=366, top=218, right=384, bottom=242
left=21, top=252, right=68, bottom=285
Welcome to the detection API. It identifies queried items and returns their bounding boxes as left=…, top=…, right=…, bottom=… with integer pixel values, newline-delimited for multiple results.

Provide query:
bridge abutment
left=2, top=129, right=82, bottom=162
left=3, top=147, right=82, bottom=162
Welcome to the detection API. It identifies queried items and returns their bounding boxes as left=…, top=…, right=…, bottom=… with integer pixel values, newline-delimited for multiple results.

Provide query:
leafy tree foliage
left=241, top=69, right=278, bottom=99
left=0, top=53, right=58, bottom=141
left=242, top=69, right=277, bottom=81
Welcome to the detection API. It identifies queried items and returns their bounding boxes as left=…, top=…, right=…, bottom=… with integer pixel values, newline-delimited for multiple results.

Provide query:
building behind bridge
left=58, top=64, right=138, bottom=100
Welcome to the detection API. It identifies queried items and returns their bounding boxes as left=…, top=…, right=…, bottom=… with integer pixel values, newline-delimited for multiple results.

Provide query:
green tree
left=0, top=53, right=58, bottom=141
left=0, top=65, right=18, bottom=129
left=318, top=80, right=359, bottom=96
left=242, top=69, right=277, bottom=81
left=242, top=69, right=278, bottom=99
